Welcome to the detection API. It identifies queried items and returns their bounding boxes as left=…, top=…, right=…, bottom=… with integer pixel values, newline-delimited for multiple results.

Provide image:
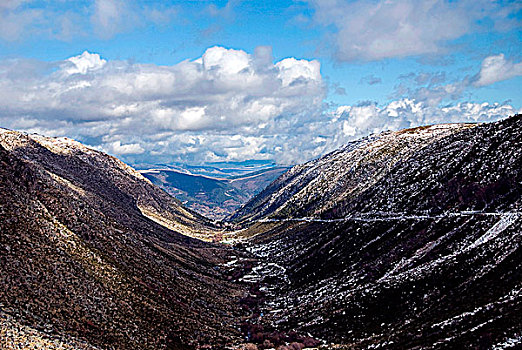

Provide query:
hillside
left=230, top=123, right=475, bottom=223
left=225, top=115, right=522, bottom=349
left=0, top=129, right=246, bottom=349
left=1, top=115, right=521, bottom=349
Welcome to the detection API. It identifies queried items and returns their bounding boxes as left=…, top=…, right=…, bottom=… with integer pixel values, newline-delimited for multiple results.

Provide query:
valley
left=140, top=166, right=288, bottom=221
left=1, top=115, right=521, bottom=349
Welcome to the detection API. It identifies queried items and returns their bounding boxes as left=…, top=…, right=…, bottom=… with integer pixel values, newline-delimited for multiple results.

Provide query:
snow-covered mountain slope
left=230, top=123, right=474, bottom=223
left=230, top=115, right=522, bottom=349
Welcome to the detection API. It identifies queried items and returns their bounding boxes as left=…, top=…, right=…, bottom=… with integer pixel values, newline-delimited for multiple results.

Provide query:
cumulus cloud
left=0, top=47, right=324, bottom=130
left=474, top=54, right=522, bottom=87
left=261, top=99, right=519, bottom=165
left=63, top=51, right=107, bottom=75
left=0, top=47, right=325, bottom=162
left=0, top=47, right=519, bottom=166
left=103, top=141, right=145, bottom=155
left=331, top=99, right=519, bottom=142
left=308, top=0, right=520, bottom=62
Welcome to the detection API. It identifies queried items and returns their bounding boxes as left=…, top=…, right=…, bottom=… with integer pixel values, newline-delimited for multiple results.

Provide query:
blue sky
left=0, top=0, right=521, bottom=165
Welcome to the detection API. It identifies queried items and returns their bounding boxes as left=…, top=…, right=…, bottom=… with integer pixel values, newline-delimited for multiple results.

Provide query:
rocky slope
left=230, top=123, right=474, bottom=224
left=228, top=115, right=522, bottom=349
left=0, top=130, right=218, bottom=240
left=1, top=115, right=521, bottom=349
left=0, top=129, right=247, bottom=349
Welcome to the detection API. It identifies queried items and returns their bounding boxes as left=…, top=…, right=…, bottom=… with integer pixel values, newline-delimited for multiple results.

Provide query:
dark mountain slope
left=230, top=123, right=473, bottom=224
left=321, top=115, right=521, bottom=218
left=235, top=115, right=522, bottom=349
left=0, top=130, right=245, bottom=349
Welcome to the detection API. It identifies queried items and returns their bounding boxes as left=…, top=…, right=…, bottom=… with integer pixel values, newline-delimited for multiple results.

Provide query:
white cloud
left=308, top=0, right=520, bottom=62
left=0, top=47, right=519, bottom=164
left=103, top=141, right=145, bottom=154
left=0, top=47, right=325, bottom=159
left=64, top=51, right=107, bottom=75
left=324, top=99, right=520, bottom=151
left=4, top=46, right=322, bottom=131
left=199, top=46, right=251, bottom=76
left=276, top=58, right=322, bottom=87
left=474, top=54, right=522, bottom=87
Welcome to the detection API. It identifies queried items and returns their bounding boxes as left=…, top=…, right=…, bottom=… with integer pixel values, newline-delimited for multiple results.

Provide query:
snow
left=468, top=213, right=518, bottom=250
left=493, top=335, right=522, bottom=349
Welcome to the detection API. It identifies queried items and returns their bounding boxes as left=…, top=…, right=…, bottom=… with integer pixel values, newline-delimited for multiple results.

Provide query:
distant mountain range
left=1, top=115, right=521, bottom=349
left=135, top=159, right=282, bottom=178
left=140, top=166, right=288, bottom=220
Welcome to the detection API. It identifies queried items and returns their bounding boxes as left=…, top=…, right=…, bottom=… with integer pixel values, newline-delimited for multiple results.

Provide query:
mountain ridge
left=229, top=122, right=476, bottom=224
left=1, top=115, right=521, bottom=349
left=0, top=128, right=247, bottom=349
left=226, top=114, right=521, bottom=349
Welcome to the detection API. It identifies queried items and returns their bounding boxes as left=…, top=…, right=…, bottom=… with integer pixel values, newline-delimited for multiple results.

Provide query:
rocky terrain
left=0, top=129, right=247, bottom=349
left=1, top=115, right=521, bottom=349
left=230, top=123, right=475, bottom=223
left=141, top=167, right=287, bottom=221
left=228, top=115, right=522, bottom=349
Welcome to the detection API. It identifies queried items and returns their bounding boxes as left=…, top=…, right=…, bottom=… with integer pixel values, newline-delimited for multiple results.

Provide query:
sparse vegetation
left=1, top=115, right=521, bottom=349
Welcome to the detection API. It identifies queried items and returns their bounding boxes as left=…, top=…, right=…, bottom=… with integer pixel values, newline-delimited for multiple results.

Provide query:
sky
left=0, top=0, right=521, bottom=166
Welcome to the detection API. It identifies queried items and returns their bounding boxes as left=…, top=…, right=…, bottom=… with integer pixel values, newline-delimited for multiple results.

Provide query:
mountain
left=141, top=167, right=288, bottom=220
left=137, top=160, right=284, bottom=178
left=1, top=115, right=521, bottom=350
left=225, top=115, right=522, bottom=349
left=230, top=123, right=475, bottom=223
left=0, top=129, right=247, bottom=349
